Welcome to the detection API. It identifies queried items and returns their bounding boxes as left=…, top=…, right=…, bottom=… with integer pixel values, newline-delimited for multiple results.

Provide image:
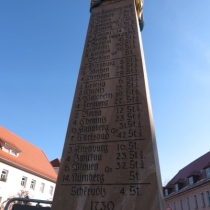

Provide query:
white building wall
left=0, top=162, right=56, bottom=204
left=164, top=183, right=210, bottom=210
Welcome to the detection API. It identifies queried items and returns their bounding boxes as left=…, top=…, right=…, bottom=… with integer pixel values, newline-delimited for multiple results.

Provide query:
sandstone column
left=52, top=0, right=164, bottom=209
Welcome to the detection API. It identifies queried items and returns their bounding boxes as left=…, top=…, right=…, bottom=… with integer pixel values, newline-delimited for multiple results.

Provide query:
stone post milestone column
left=52, top=0, right=164, bottom=209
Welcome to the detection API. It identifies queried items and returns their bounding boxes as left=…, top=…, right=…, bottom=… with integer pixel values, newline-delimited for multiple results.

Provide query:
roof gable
left=50, top=158, right=61, bottom=167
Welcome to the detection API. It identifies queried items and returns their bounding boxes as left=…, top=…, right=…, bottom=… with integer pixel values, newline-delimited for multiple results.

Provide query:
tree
left=0, top=190, right=31, bottom=210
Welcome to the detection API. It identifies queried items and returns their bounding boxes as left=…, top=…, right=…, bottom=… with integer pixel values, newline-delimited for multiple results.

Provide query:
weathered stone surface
left=52, top=0, right=164, bottom=209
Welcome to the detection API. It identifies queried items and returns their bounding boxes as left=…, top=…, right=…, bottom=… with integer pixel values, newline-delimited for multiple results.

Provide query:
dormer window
left=3, top=148, right=19, bottom=157
left=2, top=147, right=9, bottom=153
left=174, top=180, right=184, bottom=192
left=164, top=184, right=173, bottom=196
left=187, top=171, right=199, bottom=186
left=175, top=183, right=179, bottom=192
left=189, top=176, right=194, bottom=186
left=10, top=150, right=18, bottom=156
left=206, top=167, right=210, bottom=178
left=0, top=139, right=21, bottom=157
left=165, top=189, right=169, bottom=196
left=164, top=187, right=173, bottom=196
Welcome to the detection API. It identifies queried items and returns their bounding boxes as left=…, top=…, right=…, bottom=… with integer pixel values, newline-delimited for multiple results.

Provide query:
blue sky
left=1, top=0, right=210, bottom=185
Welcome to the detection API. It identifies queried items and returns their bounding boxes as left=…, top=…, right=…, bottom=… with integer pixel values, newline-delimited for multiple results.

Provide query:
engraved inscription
left=52, top=0, right=163, bottom=209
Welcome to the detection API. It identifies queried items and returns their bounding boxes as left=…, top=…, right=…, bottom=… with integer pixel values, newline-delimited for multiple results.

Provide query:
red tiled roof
left=174, top=178, right=184, bottom=184
left=0, top=126, right=57, bottom=181
left=186, top=170, right=200, bottom=178
left=204, top=161, right=210, bottom=169
left=50, top=158, right=61, bottom=167
left=166, top=151, right=210, bottom=188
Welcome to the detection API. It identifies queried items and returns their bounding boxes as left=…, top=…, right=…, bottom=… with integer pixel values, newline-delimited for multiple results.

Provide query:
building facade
left=164, top=152, right=210, bottom=210
left=0, top=126, right=57, bottom=205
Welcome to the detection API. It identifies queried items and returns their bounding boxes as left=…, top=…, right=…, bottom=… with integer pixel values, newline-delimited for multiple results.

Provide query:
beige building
left=164, top=151, right=210, bottom=210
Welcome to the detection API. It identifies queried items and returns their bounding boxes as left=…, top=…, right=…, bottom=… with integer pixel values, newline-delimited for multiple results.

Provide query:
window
left=180, top=200, right=183, bottom=210
left=175, top=184, right=179, bottom=192
left=165, top=189, right=169, bottom=196
left=49, top=186, right=53, bottom=195
left=30, top=180, right=36, bottom=190
left=201, top=193, right=206, bottom=207
left=206, top=167, right=210, bottom=178
left=1, top=169, right=8, bottom=181
left=40, top=183, right=45, bottom=193
left=194, top=195, right=198, bottom=209
left=189, top=176, right=194, bottom=185
left=206, top=191, right=210, bottom=206
left=21, top=177, right=27, bottom=187
left=186, top=197, right=190, bottom=210
left=2, top=147, right=9, bottom=153
left=173, top=202, right=176, bottom=210
left=10, top=150, right=18, bottom=156
left=2, top=147, right=20, bottom=157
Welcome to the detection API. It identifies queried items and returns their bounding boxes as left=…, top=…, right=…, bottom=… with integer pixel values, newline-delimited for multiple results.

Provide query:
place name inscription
left=58, top=1, right=153, bottom=210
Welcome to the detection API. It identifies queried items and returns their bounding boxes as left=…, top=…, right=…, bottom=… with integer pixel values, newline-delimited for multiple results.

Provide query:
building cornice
left=0, top=157, right=56, bottom=183
left=164, top=178, right=210, bottom=200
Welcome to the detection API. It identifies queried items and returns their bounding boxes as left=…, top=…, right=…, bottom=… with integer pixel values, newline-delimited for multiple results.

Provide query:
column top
left=90, top=0, right=143, bottom=19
